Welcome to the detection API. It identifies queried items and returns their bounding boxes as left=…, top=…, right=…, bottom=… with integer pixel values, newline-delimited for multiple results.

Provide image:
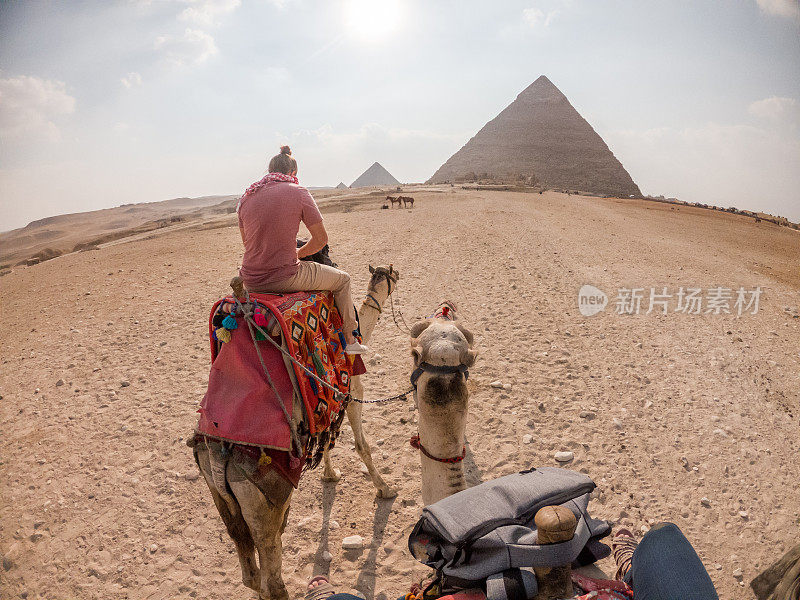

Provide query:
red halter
left=410, top=435, right=466, bottom=463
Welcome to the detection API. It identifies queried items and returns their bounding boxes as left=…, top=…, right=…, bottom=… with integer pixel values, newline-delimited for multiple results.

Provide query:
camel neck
left=358, top=290, right=387, bottom=343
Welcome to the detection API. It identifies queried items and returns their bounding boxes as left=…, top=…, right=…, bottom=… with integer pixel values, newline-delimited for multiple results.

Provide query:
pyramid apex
left=517, top=75, right=564, bottom=101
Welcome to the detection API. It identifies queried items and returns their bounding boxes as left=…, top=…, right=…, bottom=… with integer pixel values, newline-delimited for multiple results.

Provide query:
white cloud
left=755, top=0, right=800, bottom=18
left=522, top=7, right=558, bottom=27
left=120, top=72, right=143, bottom=88
left=748, top=96, right=800, bottom=126
left=179, top=0, right=241, bottom=26
left=0, top=75, right=76, bottom=142
left=154, top=28, right=218, bottom=67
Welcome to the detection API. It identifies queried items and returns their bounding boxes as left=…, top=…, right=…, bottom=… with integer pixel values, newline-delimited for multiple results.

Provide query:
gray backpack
left=408, top=467, right=611, bottom=590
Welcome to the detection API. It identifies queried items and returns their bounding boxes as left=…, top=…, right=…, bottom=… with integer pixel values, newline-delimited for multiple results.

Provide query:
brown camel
left=386, top=195, right=401, bottom=208
left=192, top=265, right=400, bottom=600
left=400, top=196, right=415, bottom=208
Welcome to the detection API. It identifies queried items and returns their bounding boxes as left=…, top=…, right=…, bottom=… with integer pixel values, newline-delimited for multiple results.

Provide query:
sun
left=344, top=0, right=403, bottom=43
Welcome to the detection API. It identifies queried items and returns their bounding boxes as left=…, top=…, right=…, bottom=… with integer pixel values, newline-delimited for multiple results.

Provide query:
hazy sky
left=1, top=0, right=799, bottom=230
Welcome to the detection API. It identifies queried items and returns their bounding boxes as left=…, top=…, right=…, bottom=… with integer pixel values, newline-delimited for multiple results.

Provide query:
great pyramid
left=335, top=182, right=349, bottom=189
left=350, top=162, right=400, bottom=188
left=427, top=75, right=641, bottom=197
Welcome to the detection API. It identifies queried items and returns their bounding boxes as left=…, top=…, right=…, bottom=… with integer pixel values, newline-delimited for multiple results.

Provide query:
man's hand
left=297, top=222, right=328, bottom=260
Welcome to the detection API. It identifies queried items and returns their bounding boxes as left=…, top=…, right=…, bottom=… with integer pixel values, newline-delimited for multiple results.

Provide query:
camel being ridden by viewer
left=192, top=265, right=400, bottom=600
left=408, top=303, right=587, bottom=599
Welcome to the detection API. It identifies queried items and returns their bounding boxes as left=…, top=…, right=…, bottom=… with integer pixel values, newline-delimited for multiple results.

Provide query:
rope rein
left=389, top=287, right=413, bottom=335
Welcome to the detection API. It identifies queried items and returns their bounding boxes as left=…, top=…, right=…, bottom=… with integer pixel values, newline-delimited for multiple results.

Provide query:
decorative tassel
left=258, top=448, right=272, bottom=468
left=254, top=311, right=268, bottom=328
left=215, top=327, right=231, bottom=343
left=222, top=314, right=238, bottom=330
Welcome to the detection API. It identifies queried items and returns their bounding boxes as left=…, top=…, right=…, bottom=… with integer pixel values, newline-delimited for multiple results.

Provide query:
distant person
left=237, top=145, right=367, bottom=354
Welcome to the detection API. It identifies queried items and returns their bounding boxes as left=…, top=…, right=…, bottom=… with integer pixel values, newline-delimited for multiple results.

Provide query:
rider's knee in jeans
left=626, top=522, right=718, bottom=600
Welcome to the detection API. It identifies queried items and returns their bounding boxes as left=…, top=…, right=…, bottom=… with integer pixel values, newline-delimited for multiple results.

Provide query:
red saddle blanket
left=195, top=291, right=365, bottom=453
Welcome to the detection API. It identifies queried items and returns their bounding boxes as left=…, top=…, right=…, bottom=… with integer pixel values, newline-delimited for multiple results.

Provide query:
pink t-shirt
left=238, top=181, right=323, bottom=289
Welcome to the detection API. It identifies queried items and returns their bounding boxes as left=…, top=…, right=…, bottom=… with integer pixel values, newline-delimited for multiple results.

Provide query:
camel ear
left=369, top=265, right=375, bottom=274
left=410, top=319, right=431, bottom=338
left=460, top=348, right=478, bottom=368
left=411, top=345, right=424, bottom=366
left=455, top=323, right=474, bottom=347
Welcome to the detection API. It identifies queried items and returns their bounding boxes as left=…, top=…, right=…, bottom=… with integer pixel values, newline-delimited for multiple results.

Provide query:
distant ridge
left=350, top=162, right=400, bottom=187
left=427, top=75, right=641, bottom=197
left=335, top=182, right=349, bottom=189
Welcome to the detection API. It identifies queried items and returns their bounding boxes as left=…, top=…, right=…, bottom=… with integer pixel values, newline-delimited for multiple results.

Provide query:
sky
left=1, top=0, right=799, bottom=231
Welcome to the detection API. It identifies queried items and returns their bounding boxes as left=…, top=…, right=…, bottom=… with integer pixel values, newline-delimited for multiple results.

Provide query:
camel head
left=411, top=308, right=476, bottom=371
left=367, top=264, right=400, bottom=300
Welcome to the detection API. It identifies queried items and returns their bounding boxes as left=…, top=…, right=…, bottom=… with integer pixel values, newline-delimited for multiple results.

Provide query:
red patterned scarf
left=237, top=172, right=299, bottom=212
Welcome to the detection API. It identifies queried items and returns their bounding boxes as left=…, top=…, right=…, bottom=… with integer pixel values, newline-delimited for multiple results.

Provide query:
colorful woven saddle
left=195, top=290, right=365, bottom=476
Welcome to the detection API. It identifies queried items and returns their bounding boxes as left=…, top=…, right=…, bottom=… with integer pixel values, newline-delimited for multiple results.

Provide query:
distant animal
left=400, top=195, right=415, bottom=208
left=381, top=203, right=389, bottom=209
left=386, top=195, right=402, bottom=208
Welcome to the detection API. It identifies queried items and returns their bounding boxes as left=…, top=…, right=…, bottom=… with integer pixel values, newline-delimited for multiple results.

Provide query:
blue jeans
left=624, top=522, right=718, bottom=600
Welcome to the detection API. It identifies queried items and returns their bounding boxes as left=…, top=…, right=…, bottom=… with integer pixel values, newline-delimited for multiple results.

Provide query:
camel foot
left=321, top=468, right=341, bottom=483
left=260, top=581, right=289, bottom=600
left=376, top=486, right=398, bottom=499
left=242, top=570, right=259, bottom=592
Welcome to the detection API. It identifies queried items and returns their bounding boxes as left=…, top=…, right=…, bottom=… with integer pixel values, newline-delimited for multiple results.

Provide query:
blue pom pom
left=222, top=315, right=238, bottom=330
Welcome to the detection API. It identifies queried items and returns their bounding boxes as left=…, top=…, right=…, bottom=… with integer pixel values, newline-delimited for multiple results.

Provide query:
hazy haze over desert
left=1, top=0, right=799, bottom=230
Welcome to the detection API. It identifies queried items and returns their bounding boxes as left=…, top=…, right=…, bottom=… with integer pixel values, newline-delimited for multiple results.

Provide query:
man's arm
left=297, top=221, right=328, bottom=259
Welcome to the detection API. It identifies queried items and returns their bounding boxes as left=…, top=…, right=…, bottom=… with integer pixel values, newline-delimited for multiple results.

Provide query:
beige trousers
left=250, top=261, right=358, bottom=337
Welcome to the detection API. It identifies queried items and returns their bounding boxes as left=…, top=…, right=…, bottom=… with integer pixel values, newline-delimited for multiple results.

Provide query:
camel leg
left=228, top=465, right=294, bottom=600
left=348, top=375, right=398, bottom=499
left=320, top=447, right=342, bottom=482
left=195, top=447, right=259, bottom=591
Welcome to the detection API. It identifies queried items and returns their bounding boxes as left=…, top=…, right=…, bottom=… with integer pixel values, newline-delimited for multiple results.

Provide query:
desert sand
left=1, top=187, right=798, bottom=600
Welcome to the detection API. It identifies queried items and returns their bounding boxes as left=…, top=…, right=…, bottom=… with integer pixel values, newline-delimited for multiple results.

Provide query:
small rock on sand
left=490, top=380, right=503, bottom=389
left=342, top=535, right=363, bottom=550
left=554, top=451, right=574, bottom=463
left=322, top=551, right=332, bottom=562
left=522, top=434, right=532, bottom=444
left=700, top=497, right=711, bottom=508
left=185, top=471, right=200, bottom=482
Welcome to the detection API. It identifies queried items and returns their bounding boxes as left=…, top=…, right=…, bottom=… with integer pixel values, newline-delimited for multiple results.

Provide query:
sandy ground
left=1, top=188, right=799, bottom=600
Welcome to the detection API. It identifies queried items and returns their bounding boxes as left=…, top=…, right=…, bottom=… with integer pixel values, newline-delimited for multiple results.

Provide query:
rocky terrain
left=1, top=186, right=798, bottom=600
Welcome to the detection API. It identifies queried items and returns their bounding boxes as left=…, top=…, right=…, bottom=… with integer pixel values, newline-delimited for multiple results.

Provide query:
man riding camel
left=236, top=145, right=368, bottom=354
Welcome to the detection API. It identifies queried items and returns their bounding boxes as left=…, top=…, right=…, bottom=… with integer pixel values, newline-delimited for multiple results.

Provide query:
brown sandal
left=306, top=575, right=336, bottom=600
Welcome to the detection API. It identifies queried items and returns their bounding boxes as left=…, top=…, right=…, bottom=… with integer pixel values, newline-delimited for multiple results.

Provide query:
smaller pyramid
left=335, top=182, right=348, bottom=189
left=350, top=162, right=400, bottom=187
